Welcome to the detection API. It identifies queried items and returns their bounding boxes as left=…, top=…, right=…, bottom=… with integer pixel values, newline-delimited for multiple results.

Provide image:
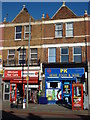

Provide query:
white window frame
left=66, top=22, right=73, bottom=37
left=60, top=47, right=69, bottom=62
left=73, top=47, right=82, bottom=63
left=30, top=48, right=37, bottom=60
left=7, top=49, right=15, bottom=65
left=24, top=25, right=29, bottom=39
left=15, top=26, right=22, bottom=40
left=18, top=49, right=26, bottom=65
left=55, top=23, right=63, bottom=38
left=48, top=48, right=56, bottom=63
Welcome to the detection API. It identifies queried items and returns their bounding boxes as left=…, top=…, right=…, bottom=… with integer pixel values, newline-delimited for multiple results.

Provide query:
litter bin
left=39, top=97, right=48, bottom=104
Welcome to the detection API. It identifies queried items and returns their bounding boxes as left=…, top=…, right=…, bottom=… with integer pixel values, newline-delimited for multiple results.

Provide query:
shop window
left=74, top=86, right=81, bottom=97
left=55, top=24, right=63, bottom=38
left=48, top=48, right=56, bottom=63
left=63, top=84, right=70, bottom=94
left=15, top=26, right=22, bottom=40
left=73, top=47, right=82, bottom=63
left=66, top=23, right=73, bottom=37
left=19, top=48, right=26, bottom=64
left=60, top=47, right=69, bottom=62
left=30, top=48, right=38, bottom=65
left=24, top=25, right=29, bottom=39
left=7, top=49, right=15, bottom=65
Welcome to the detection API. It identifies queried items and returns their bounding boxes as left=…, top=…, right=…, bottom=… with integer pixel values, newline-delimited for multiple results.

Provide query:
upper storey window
left=66, top=23, right=73, bottom=37
left=15, top=26, right=22, bottom=40
left=55, top=24, right=63, bottom=38
left=73, top=47, right=82, bottom=63
left=48, top=48, right=56, bottom=63
left=24, top=25, right=29, bottom=39
left=61, top=47, right=69, bottom=63
left=7, top=49, right=15, bottom=65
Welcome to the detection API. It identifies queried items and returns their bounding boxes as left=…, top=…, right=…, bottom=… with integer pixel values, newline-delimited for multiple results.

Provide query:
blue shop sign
left=45, top=68, right=84, bottom=79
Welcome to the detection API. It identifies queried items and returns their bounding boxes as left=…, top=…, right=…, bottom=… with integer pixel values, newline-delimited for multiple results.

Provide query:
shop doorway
left=17, top=84, right=23, bottom=97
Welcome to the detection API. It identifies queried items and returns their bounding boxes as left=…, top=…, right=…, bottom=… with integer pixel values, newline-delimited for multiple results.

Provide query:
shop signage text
left=45, top=68, right=84, bottom=78
left=5, top=70, right=21, bottom=77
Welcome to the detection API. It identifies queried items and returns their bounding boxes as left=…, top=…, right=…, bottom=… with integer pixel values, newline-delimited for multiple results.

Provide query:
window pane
left=19, top=55, right=26, bottom=59
left=5, top=84, right=10, bottom=93
left=56, top=24, right=62, bottom=30
left=49, top=57, right=56, bottom=63
left=49, top=48, right=56, bottom=56
left=74, top=55, right=81, bottom=63
left=31, top=48, right=37, bottom=53
left=55, top=31, right=62, bottom=37
left=16, top=26, right=22, bottom=32
left=25, top=33, right=29, bottom=38
left=16, top=34, right=21, bottom=39
left=4, top=94, right=9, bottom=100
left=19, top=60, right=25, bottom=64
left=9, top=49, right=15, bottom=54
left=61, top=48, right=68, bottom=54
left=25, top=26, right=29, bottom=32
left=74, top=47, right=81, bottom=54
left=31, top=54, right=37, bottom=59
left=61, top=55, right=69, bottom=62
left=20, top=49, right=26, bottom=53
left=66, top=23, right=73, bottom=29
left=66, top=30, right=73, bottom=37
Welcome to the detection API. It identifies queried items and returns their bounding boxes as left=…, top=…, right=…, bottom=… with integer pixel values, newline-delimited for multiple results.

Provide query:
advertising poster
left=46, top=89, right=53, bottom=101
left=73, top=97, right=82, bottom=107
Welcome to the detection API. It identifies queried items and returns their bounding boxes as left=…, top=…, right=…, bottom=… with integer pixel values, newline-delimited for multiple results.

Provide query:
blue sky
left=2, top=2, right=89, bottom=22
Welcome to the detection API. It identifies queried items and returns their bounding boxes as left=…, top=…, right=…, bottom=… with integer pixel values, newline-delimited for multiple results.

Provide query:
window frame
left=73, top=47, right=82, bottom=63
left=60, top=47, right=69, bottom=63
left=24, top=25, right=29, bottom=39
left=48, top=48, right=56, bottom=63
left=30, top=48, right=38, bottom=60
left=66, top=22, right=73, bottom=37
left=18, top=48, right=26, bottom=65
left=15, top=26, right=22, bottom=40
left=7, top=49, right=15, bottom=65
left=55, top=23, right=63, bottom=38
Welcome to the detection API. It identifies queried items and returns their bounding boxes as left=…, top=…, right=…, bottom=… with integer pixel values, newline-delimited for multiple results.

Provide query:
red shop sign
left=4, top=70, right=21, bottom=77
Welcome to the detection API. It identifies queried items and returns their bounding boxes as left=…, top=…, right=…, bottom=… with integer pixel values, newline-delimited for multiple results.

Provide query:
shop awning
left=2, top=77, right=38, bottom=84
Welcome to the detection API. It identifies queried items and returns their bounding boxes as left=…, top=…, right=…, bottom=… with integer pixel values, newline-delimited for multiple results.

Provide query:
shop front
left=2, top=69, right=39, bottom=103
left=45, top=68, right=85, bottom=104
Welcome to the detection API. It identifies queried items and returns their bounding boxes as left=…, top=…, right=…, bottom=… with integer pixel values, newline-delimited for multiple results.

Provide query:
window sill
left=65, top=36, right=74, bottom=38
left=55, top=37, right=63, bottom=39
left=15, top=39, right=21, bottom=41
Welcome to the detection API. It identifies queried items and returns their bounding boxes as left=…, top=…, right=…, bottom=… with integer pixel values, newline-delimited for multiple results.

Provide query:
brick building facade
left=1, top=3, right=90, bottom=107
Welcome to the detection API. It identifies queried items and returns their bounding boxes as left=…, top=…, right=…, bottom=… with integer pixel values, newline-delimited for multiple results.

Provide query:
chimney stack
left=42, top=14, right=45, bottom=20
left=84, top=10, right=88, bottom=17
left=46, top=14, right=49, bottom=19
left=3, top=18, right=6, bottom=22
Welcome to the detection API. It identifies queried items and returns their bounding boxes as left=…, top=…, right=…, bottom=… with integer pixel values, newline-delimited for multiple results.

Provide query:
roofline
left=51, top=3, right=77, bottom=19
left=12, top=7, right=25, bottom=22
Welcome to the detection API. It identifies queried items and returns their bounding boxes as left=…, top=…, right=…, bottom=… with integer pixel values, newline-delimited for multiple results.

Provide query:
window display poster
left=46, top=89, right=62, bottom=101
left=73, top=97, right=82, bottom=107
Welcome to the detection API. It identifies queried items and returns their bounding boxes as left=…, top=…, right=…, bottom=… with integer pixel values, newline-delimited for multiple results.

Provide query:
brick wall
left=2, top=16, right=89, bottom=66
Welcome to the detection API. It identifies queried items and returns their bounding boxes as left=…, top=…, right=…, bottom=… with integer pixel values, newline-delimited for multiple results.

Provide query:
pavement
left=1, top=101, right=90, bottom=120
